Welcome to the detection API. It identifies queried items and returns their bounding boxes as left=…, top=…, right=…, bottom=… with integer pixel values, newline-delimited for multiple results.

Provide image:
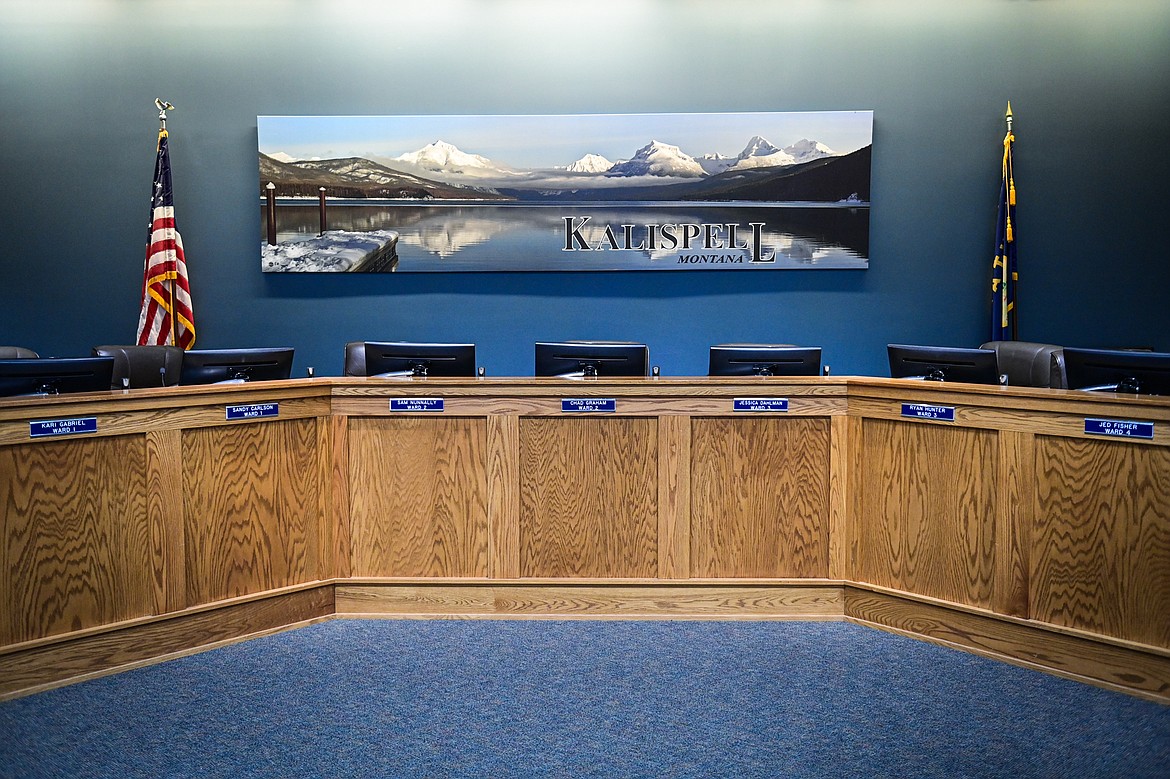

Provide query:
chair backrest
left=343, top=341, right=366, bottom=376
left=0, top=346, right=38, bottom=359
left=980, top=341, right=1065, bottom=388
left=92, top=345, right=185, bottom=388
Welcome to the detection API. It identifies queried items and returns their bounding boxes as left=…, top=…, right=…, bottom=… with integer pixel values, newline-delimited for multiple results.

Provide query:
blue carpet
left=1, top=620, right=1167, bottom=778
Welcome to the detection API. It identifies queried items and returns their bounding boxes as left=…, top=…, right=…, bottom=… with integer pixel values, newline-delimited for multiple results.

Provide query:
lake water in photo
left=261, top=202, right=869, bottom=272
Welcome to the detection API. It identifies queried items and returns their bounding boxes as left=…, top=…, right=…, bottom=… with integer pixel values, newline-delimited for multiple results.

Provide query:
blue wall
left=2, top=1, right=1168, bottom=377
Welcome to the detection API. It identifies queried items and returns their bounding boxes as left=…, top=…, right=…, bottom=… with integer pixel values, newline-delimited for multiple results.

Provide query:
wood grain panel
left=183, top=419, right=322, bottom=604
left=994, top=430, right=1031, bottom=617
left=145, top=429, right=185, bottom=613
left=336, top=583, right=843, bottom=618
left=348, top=417, right=489, bottom=578
left=846, top=587, right=1170, bottom=702
left=1031, top=436, right=1170, bottom=648
left=657, top=414, right=691, bottom=579
left=829, top=415, right=862, bottom=580
left=854, top=419, right=997, bottom=609
left=690, top=417, right=830, bottom=578
left=519, top=417, right=658, bottom=578
left=314, top=416, right=336, bottom=581
left=487, top=414, right=520, bottom=579
left=0, top=436, right=151, bottom=645
left=329, top=414, right=351, bottom=580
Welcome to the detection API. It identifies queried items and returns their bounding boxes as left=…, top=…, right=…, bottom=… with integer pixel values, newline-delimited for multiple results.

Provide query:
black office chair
left=979, top=341, right=1065, bottom=388
left=92, top=345, right=185, bottom=388
left=0, top=346, right=38, bottom=359
left=343, top=341, right=366, bottom=376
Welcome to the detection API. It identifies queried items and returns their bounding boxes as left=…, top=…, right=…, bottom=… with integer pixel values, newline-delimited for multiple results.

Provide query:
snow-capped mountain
left=697, top=152, right=735, bottom=175
left=728, top=136, right=836, bottom=171
left=605, top=140, right=707, bottom=178
left=784, top=138, right=836, bottom=164
left=565, top=154, right=613, bottom=174
left=729, top=135, right=796, bottom=170
left=267, top=151, right=300, bottom=163
left=392, top=140, right=505, bottom=177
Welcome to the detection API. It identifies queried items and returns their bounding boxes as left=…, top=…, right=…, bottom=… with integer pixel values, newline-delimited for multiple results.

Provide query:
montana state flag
left=136, top=129, right=196, bottom=348
left=990, top=103, right=1017, bottom=341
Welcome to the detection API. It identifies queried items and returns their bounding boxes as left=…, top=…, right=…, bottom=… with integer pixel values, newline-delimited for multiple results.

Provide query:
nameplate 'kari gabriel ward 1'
left=257, top=111, right=873, bottom=273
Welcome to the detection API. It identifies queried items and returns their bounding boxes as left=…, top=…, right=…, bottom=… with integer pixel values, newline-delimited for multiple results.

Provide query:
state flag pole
left=990, top=101, right=1018, bottom=342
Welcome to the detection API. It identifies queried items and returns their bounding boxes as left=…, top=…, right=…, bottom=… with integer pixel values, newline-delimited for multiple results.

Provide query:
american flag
left=136, top=129, right=196, bottom=348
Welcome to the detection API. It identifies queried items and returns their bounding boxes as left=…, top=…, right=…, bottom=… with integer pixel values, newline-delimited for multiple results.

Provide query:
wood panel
left=829, top=414, right=862, bottom=580
left=183, top=419, right=322, bottom=604
left=994, top=429, right=1031, bottom=617
left=658, top=415, right=691, bottom=579
left=0, top=435, right=152, bottom=645
left=1031, top=436, right=1170, bottom=648
left=336, top=583, right=843, bottom=619
left=690, top=417, right=830, bottom=578
left=348, top=417, right=489, bottom=578
left=486, top=414, right=521, bottom=579
left=328, top=414, right=351, bottom=580
left=854, top=419, right=997, bottom=609
left=146, top=429, right=186, bottom=613
left=519, top=417, right=658, bottom=578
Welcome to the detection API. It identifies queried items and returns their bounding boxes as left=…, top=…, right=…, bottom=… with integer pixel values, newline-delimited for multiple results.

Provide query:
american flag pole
left=137, top=99, right=196, bottom=349
left=161, top=102, right=176, bottom=346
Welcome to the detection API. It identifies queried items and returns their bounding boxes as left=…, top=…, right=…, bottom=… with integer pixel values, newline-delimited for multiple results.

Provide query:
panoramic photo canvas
left=257, top=111, right=873, bottom=272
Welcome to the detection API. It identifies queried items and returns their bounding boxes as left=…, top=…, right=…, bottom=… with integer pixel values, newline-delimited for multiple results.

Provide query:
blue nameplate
left=30, top=417, right=98, bottom=438
left=390, top=398, right=444, bottom=412
left=226, top=402, right=279, bottom=421
left=734, top=398, right=789, bottom=412
left=901, top=403, right=956, bottom=421
left=562, top=398, right=616, bottom=413
left=1084, top=418, right=1154, bottom=440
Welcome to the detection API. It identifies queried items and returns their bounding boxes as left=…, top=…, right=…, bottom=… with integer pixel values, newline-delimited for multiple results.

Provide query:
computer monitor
left=363, top=342, right=477, bottom=378
left=178, top=347, right=294, bottom=385
left=534, top=341, right=649, bottom=378
left=0, top=357, right=115, bottom=397
left=1063, top=347, right=1170, bottom=395
left=709, top=344, right=822, bottom=377
left=887, top=344, right=1002, bottom=385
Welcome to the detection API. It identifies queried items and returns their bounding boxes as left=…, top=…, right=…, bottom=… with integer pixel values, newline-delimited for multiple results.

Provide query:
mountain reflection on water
left=263, top=203, right=869, bottom=271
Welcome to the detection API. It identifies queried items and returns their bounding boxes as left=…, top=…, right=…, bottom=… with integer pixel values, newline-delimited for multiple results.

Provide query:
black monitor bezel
left=534, top=341, right=649, bottom=378
left=887, top=344, right=1002, bottom=385
left=1063, top=347, right=1170, bottom=395
left=0, top=357, right=116, bottom=397
left=708, top=344, right=822, bottom=377
left=177, top=347, right=295, bottom=385
left=362, top=341, right=477, bottom=378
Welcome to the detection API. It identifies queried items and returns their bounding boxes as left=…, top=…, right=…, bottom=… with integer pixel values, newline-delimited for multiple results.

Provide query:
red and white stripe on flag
left=137, top=204, right=195, bottom=348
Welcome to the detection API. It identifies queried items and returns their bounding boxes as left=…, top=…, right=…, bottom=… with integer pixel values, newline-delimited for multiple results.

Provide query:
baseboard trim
left=5, top=581, right=1168, bottom=704
left=0, top=585, right=335, bottom=701
left=844, top=586, right=1170, bottom=703
left=335, top=582, right=845, bottom=619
